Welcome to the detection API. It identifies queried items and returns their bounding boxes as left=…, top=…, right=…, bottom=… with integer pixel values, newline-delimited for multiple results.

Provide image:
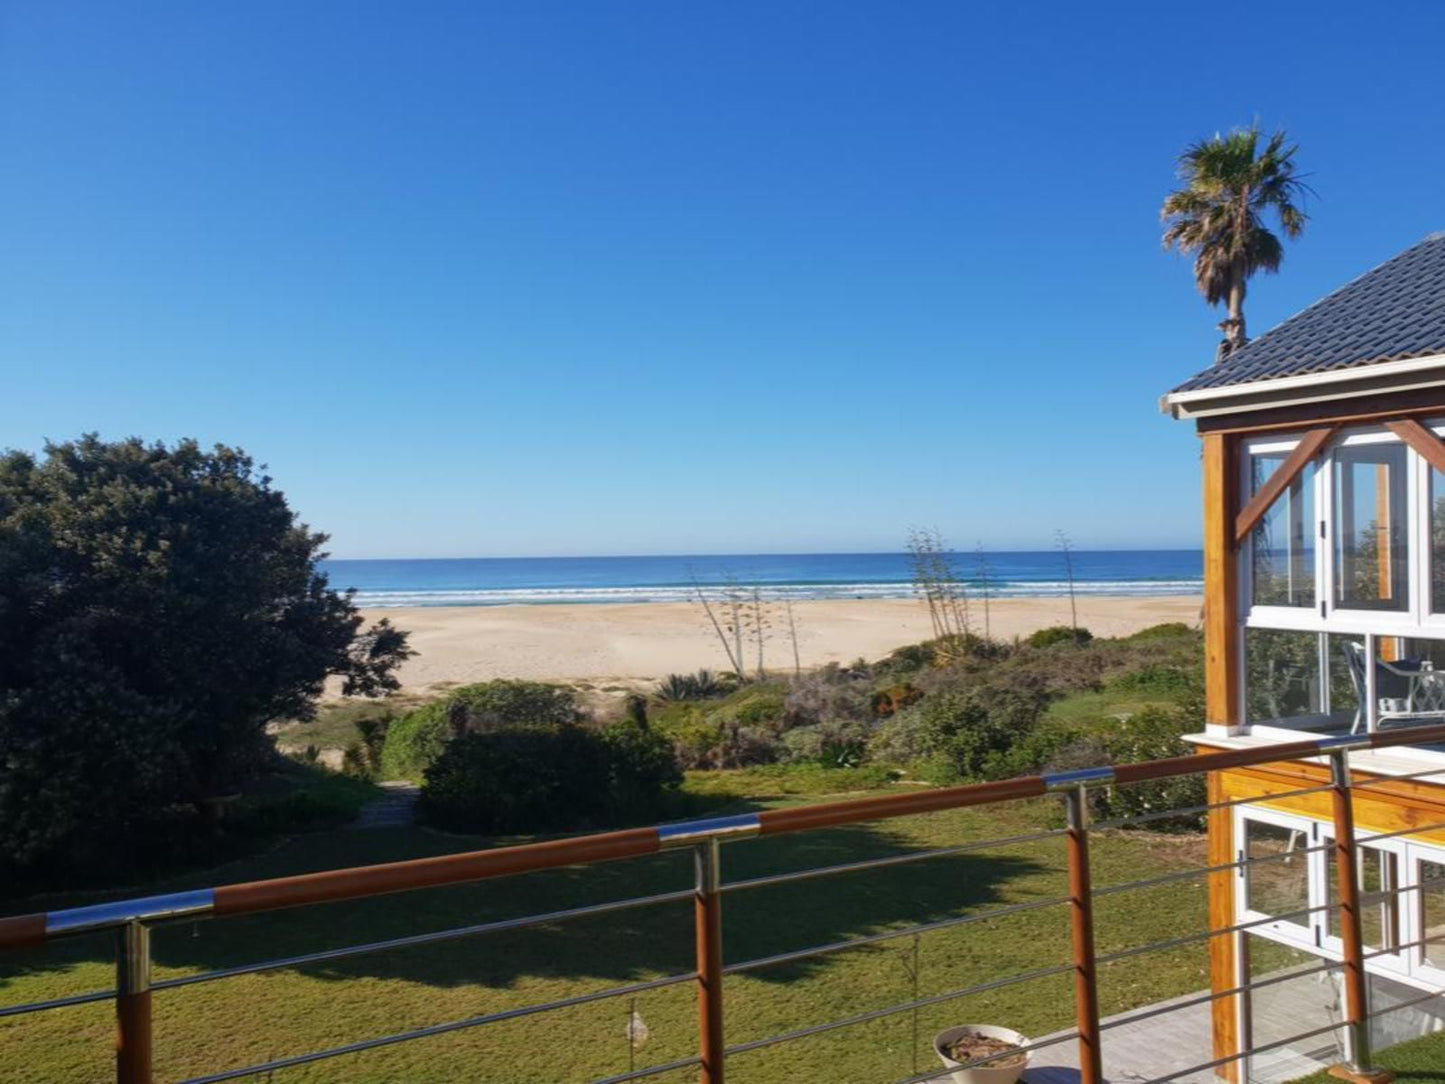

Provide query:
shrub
left=378, top=701, right=453, bottom=780
left=602, top=719, right=684, bottom=819
left=783, top=668, right=875, bottom=728
left=870, top=679, right=1049, bottom=782
left=446, top=680, right=583, bottom=728
left=727, top=688, right=787, bottom=728
left=871, top=683, right=923, bottom=717
left=1096, top=706, right=1206, bottom=830
left=1027, top=625, right=1093, bottom=649
left=0, top=435, right=411, bottom=877
left=780, top=721, right=870, bottom=768
left=655, top=670, right=730, bottom=702
left=1106, top=664, right=1199, bottom=698
left=1125, top=622, right=1194, bottom=641
left=418, top=721, right=680, bottom=834
left=379, top=680, right=582, bottom=780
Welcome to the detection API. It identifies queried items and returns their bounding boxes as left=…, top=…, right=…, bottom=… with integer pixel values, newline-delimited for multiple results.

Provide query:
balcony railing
left=7, top=725, right=1445, bottom=1084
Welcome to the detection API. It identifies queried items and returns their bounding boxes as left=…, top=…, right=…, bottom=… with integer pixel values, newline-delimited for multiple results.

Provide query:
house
left=1163, top=232, right=1445, bottom=1081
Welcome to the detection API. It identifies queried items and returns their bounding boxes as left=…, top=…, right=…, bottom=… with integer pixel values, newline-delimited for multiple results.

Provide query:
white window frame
left=1236, top=806, right=1321, bottom=949
left=1241, top=435, right=1324, bottom=626
left=1327, top=428, right=1416, bottom=627
left=1404, top=842, right=1445, bottom=988
left=1238, top=421, right=1445, bottom=733
left=1234, top=805, right=1445, bottom=988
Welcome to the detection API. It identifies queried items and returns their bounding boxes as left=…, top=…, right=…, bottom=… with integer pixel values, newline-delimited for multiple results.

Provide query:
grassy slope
left=1, top=769, right=1214, bottom=1084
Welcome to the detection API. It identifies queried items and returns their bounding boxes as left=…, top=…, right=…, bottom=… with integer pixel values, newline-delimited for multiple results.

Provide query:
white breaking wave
left=351, top=579, right=1203, bottom=608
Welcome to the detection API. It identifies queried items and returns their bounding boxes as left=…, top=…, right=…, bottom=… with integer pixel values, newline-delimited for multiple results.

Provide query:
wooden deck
left=965, top=980, right=1339, bottom=1084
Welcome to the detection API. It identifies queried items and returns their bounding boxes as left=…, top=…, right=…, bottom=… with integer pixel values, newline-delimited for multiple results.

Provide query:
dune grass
left=0, top=770, right=1216, bottom=1084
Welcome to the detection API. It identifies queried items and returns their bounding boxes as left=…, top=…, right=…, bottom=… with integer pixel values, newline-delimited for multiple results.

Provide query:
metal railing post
left=694, top=838, right=725, bottom=1084
left=1063, top=783, right=1104, bottom=1084
left=1327, top=748, right=1388, bottom=1083
left=116, top=920, right=152, bottom=1084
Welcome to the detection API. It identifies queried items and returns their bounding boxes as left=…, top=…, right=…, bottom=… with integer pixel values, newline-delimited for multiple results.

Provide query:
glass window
left=1251, top=453, right=1316, bottom=608
left=1327, top=633, right=1360, bottom=721
left=1421, top=859, right=1445, bottom=970
left=1327, top=843, right=1399, bottom=952
left=1245, top=628, right=1323, bottom=726
left=1334, top=443, right=1409, bottom=611
left=1244, top=818, right=1310, bottom=917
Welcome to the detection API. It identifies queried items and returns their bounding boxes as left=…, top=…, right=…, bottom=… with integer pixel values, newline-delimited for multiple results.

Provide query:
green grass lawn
left=1289, top=1029, right=1445, bottom=1083
left=0, top=769, right=1216, bottom=1084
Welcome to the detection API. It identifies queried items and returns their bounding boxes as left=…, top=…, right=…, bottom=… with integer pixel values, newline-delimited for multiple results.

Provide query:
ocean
left=322, top=550, right=1203, bottom=609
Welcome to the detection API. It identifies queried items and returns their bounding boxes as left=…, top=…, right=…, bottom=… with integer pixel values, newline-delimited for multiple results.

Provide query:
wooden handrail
left=213, top=826, right=662, bottom=917
left=9, top=724, right=1445, bottom=952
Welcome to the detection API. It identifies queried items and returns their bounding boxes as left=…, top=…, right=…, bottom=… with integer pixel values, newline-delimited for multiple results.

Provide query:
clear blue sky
left=3, top=3, right=1442, bottom=558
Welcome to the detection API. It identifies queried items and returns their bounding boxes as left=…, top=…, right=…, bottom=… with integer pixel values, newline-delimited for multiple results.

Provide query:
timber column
left=1201, top=431, right=1242, bottom=1082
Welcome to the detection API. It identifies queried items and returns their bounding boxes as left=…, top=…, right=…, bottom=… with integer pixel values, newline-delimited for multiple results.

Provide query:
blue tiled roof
left=1169, top=232, right=1445, bottom=394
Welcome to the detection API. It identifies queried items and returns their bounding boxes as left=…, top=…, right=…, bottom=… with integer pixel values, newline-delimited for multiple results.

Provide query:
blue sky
left=3, top=2, right=1443, bottom=558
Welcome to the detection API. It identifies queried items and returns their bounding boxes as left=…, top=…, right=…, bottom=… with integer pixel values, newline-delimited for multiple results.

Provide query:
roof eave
left=1161, top=353, right=1445, bottom=421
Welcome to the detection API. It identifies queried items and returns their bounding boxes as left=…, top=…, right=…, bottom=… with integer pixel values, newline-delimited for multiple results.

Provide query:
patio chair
left=1341, top=640, right=1445, bottom=733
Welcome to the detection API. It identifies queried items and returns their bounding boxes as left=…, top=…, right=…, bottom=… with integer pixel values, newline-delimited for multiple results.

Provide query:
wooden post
left=1203, top=433, right=1241, bottom=730
left=695, top=839, right=725, bottom=1084
left=1326, top=751, right=1394, bottom=1084
left=1064, top=785, right=1103, bottom=1084
left=116, top=921, right=152, bottom=1084
left=1202, top=432, right=1243, bottom=1082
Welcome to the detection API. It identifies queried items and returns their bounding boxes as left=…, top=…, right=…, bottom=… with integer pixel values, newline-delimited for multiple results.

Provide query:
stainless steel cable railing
left=6, top=723, right=1445, bottom=1083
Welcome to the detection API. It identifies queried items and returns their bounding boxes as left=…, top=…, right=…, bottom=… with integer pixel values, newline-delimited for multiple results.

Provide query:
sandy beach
left=367, top=595, right=1204, bottom=692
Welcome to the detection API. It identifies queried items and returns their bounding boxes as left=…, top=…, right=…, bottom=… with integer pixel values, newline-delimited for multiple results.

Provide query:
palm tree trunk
left=1226, top=277, right=1247, bottom=351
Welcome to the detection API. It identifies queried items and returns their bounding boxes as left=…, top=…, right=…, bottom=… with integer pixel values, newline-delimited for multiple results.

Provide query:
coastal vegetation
left=0, top=436, right=412, bottom=889
left=300, top=621, right=1206, bottom=841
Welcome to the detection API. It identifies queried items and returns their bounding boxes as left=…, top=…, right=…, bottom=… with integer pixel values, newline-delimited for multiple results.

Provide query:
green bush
left=379, top=680, right=583, bottom=780
left=446, top=680, right=583, bottom=727
left=1106, top=664, right=1198, bottom=698
left=418, top=721, right=680, bottom=834
left=1096, top=706, right=1206, bottom=829
left=1026, top=625, right=1093, bottom=649
left=870, top=680, right=1049, bottom=782
left=0, top=435, right=410, bottom=878
left=378, top=701, right=452, bottom=780
left=780, top=721, right=870, bottom=768
left=1124, top=622, right=1194, bottom=641
left=655, top=670, right=732, bottom=701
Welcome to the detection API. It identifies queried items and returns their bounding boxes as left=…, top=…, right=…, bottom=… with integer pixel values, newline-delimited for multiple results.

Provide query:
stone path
left=352, top=780, right=420, bottom=828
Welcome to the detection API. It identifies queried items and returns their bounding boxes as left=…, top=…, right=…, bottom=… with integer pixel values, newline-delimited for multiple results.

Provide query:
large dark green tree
left=1161, top=125, right=1309, bottom=360
left=0, top=435, right=411, bottom=872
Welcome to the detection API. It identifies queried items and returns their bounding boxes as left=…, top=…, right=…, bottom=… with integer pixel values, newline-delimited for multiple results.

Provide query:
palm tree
left=1161, top=126, right=1309, bottom=361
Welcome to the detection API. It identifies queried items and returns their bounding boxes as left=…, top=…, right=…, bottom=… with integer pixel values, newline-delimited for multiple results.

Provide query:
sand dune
left=366, top=595, right=1203, bottom=693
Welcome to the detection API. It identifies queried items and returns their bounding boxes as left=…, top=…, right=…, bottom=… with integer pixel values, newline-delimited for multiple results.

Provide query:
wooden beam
left=1232, top=425, right=1337, bottom=546
left=1202, top=433, right=1241, bottom=729
left=1385, top=417, right=1445, bottom=474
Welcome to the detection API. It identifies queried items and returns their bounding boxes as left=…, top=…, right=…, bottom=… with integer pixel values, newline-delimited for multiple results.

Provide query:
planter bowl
left=932, top=1025, right=1031, bottom=1084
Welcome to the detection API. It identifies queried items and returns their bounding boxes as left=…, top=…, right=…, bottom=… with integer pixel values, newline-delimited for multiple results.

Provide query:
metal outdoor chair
left=1341, top=640, right=1445, bottom=734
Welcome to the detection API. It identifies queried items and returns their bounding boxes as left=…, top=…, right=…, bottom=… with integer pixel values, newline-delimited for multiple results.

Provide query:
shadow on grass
left=0, top=797, right=1050, bottom=997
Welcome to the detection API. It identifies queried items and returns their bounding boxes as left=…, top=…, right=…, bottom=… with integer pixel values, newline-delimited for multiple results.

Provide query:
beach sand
left=366, top=595, right=1204, bottom=693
